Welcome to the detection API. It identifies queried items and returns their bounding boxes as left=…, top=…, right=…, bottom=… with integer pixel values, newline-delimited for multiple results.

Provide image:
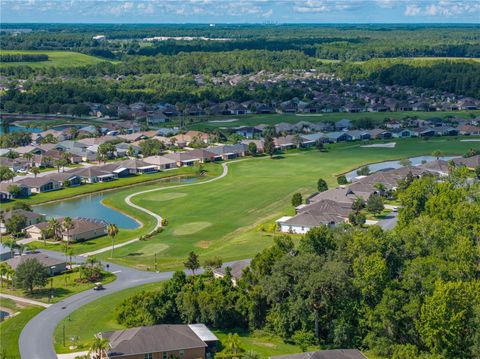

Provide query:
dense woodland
left=116, top=173, right=480, bottom=358
left=1, top=24, right=479, bottom=113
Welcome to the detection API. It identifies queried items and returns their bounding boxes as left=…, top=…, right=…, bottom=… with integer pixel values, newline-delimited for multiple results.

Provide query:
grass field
left=0, top=50, right=111, bottom=68
left=87, top=137, right=480, bottom=271
left=0, top=299, right=43, bottom=359
left=186, top=110, right=480, bottom=131
left=53, top=282, right=318, bottom=357
left=1, top=270, right=115, bottom=304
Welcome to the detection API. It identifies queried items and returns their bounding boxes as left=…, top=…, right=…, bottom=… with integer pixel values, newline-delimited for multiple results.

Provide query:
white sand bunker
left=361, top=142, right=397, bottom=148
left=209, top=119, right=238, bottom=123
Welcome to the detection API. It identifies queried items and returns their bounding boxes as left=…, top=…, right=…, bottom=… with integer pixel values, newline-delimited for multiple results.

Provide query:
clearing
left=0, top=50, right=112, bottom=68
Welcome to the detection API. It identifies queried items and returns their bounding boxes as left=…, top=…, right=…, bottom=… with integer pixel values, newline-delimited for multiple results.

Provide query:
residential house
left=234, top=126, right=263, bottom=139
left=391, top=128, right=414, bottom=138
left=335, top=119, right=352, bottom=130
left=0, top=209, right=45, bottom=234
left=213, top=260, right=250, bottom=286
left=346, top=130, right=371, bottom=141
left=115, top=143, right=141, bottom=157
left=98, top=324, right=218, bottom=359
left=6, top=252, right=66, bottom=275
left=25, top=217, right=107, bottom=242
left=100, top=159, right=158, bottom=175
left=171, top=131, right=210, bottom=147
left=207, top=144, right=248, bottom=160
left=16, top=177, right=61, bottom=193
left=163, top=152, right=202, bottom=167
left=0, top=182, right=31, bottom=200
left=46, top=172, right=83, bottom=187
left=453, top=155, right=480, bottom=170
left=419, top=159, right=451, bottom=176
left=241, top=139, right=264, bottom=153
left=457, top=125, right=480, bottom=135
left=323, top=132, right=353, bottom=143
left=369, top=129, right=393, bottom=140
left=0, top=157, right=29, bottom=172
left=142, top=156, right=178, bottom=170
left=278, top=199, right=351, bottom=234
left=70, top=167, right=117, bottom=183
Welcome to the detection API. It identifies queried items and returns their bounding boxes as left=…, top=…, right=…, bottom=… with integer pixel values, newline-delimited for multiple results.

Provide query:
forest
left=115, top=173, right=480, bottom=358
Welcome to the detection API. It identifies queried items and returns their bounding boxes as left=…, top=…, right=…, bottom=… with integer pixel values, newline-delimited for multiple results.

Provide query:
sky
left=1, top=0, right=479, bottom=23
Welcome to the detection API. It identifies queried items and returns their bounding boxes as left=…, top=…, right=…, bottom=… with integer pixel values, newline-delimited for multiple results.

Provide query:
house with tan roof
left=25, top=217, right=107, bottom=242
left=16, top=177, right=61, bottom=193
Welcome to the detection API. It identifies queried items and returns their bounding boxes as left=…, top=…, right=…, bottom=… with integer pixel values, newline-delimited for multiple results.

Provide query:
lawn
left=0, top=50, right=111, bottom=68
left=186, top=110, right=480, bottom=131
left=92, top=136, right=479, bottom=271
left=1, top=269, right=115, bottom=304
left=0, top=300, right=43, bottom=359
left=53, top=282, right=318, bottom=357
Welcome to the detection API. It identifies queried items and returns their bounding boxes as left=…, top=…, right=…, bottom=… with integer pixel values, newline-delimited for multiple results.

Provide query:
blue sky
left=2, top=0, right=479, bottom=23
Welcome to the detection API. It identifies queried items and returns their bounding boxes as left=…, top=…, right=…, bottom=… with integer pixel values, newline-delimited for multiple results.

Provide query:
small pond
left=345, top=155, right=459, bottom=181
left=34, top=176, right=197, bottom=229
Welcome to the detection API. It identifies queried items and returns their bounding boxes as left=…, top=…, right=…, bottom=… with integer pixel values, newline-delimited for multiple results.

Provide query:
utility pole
left=154, top=253, right=157, bottom=272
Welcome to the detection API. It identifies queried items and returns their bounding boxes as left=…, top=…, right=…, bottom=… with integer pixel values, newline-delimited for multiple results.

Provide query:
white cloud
left=404, top=0, right=480, bottom=17
left=405, top=4, right=421, bottom=16
left=293, top=0, right=352, bottom=13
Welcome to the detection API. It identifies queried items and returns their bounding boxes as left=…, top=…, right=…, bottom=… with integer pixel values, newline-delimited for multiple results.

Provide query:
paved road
left=376, top=211, right=399, bottom=230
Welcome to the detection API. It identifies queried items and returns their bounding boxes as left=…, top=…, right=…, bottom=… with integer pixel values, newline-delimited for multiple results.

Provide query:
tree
left=352, top=197, right=365, bottom=213
left=48, top=218, right=62, bottom=241
left=30, top=166, right=40, bottom=178
left=263, top=135, right=276, bottom=158
left=291, top=193, right=303, bottom=207
left=0, top=166, right=15, bottom=182
left=432, top=150, right=443, bottom=160
left=292, top=329, right=316, bottom=352
left=475, top=166, right=480, bottom=179
left=367, top=193, right=384, bottom=214
left=357, top=166, right=370, bottom=176
left=203, top=257, right=223, bottom=270
left=13, top=258, right=49, bottom=294
left=292, top=134, right=303, bottom=148
left=23, top=152, right=33, bottom=167
left=184, top=251, right=200, bottom=274
left=107, top=224, right=119, bottom=258
left=223, top=333, right=244, bottom=356
left=300, top=225, right=335, bottom=256
left=399, top=158, right=412, bottom=167
left=5, top=214, right=27, bottom=237
left=7, top=184, right=22, bottom=198
left=88, top=337, right=109, bottom=359
left=317, top=178, right=328, bottom=192
left=349, top=211, right=366, bottom=226
left=3, top=238, right=17, bottom=258
left=315, top=139, right=324, bottom=151
left=63, top=217, right=74, bottom=243
left=337, top=175, right=348, bottom=185
left=0, top=262, right=11, bottom=289
left=248, top=142, right=257, bottom=156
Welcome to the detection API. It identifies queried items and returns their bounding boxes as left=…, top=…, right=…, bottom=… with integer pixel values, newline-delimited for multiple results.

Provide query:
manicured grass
left=1, top=269, right=115, bottom=304
left=53, top=281, right=162, bottom=353
left=95, top=136, right=479, bottom=271
left=0, top=50, right=111, bottom=68
left=215, top=329, right=318, bottom=358
left=187, top=110, right=480, bottom=130
left=0, top=302, right=43, bottom=359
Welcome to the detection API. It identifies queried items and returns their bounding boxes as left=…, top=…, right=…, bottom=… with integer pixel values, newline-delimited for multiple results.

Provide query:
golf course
left=73, top=137, right=479, bottom=271
left=0, top=50, right=111, bottom=68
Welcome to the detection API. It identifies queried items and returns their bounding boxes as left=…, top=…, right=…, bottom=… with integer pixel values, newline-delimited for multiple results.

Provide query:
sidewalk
left=0, top=293, right=51, bottom=308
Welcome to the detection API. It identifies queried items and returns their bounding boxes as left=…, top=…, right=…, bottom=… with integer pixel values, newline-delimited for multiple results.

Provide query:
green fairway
left=93, top=137, right=479, bottom=271
left=187, top=110, right=480, bottom=131
left=0, top=50, right=111, bottom=68
left=0, top=301, right=43, bottom=358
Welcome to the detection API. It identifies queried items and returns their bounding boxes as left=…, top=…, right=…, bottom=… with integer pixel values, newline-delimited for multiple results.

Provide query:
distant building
left=93, top=35, right=106, bottom=41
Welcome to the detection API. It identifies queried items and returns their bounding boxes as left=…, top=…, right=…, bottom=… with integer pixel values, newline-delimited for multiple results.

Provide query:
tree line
left=115, top=173, right=480, bottom=358
left=0, top=54, right=49, bottom=63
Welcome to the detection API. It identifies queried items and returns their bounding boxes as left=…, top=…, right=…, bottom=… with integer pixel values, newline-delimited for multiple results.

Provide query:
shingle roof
left=101, top=325, right=207, bottom=357
left=271, top=349, right=366, bottom=359
left=6, top=252, right=65, bottom=271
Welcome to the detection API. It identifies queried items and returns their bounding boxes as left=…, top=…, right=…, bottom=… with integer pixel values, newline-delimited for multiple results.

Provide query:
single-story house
left=6, top=252, right=66, bottom=275
left=46, top=172, right=83, bottom=187
left=70, top=167, right=117, bottom=183
left=457, top=125, right=480, bottom=135
left=369, top=129, right=393, bottom=140
left=241, top=139, right=264, bottom=153
left=163, top=152, right=202, bottom=167
left=16, top=177, right=61, bottom=193
left=453, top=155, right=480, bottom=170
left=213, top=259, right=250, bottom=286
left=0, top=182, right=31, bottom=200
left=346, top=130, right=371, bottom=141
left=98, top=324, right=218, bottom=359
left=25, top=217, right=108, bottom=242
left=142, top=156, right=178, bottom=170
left=0, top=209, right=45, bottom=234
left=234, top=126, right=263, bottom=139
left=419, top=159, right=451, bottom=176
left=207, top=144, right=248, bottom=160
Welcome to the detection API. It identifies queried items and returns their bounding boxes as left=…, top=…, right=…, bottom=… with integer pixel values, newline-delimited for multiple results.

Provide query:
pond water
left=34, top=176, right=197, bottom=229
left=345, top=155, right=459, bottom=181
left=0, top=124, right=84, bottom=134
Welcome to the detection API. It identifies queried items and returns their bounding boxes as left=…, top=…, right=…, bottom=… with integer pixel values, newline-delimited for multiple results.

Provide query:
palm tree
left=40, top=227, right=49, bottom=245
left=88, top=337, right=109, bottom=359
left=48, top=218, right=62, bottom=241
left=4, top=238, right=17, bottom=258
left=432, top=150, right=442, bottom=160
left=23, top=152, right=33, bottom=167
left=223, top=333, right=244, bottom=355
left=62, top=217, right=74, bottom=243
left=31, top=166, right=40, bottom=178
left=6, top=267, right=15, bottom=289
left=0, top=262, right=9, bottom=289
left=107, top=224, right=119, bottom=258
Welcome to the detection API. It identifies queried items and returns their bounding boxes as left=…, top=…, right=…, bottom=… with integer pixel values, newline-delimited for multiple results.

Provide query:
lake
left=0, top=123, right=84, bottom=134
left=345, top=155, right=459, bottom=181
left=34, top=176, right=197, bottom=229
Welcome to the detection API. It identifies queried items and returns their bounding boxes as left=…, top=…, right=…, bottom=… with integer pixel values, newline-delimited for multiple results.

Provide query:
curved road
left=19, top=161, right=240, bottom=359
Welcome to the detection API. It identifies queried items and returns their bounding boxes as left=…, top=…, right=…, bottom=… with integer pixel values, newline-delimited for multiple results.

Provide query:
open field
left=53, top=282, right=318, bottom=357
left=0, top=50, right=111, bottom=68
left=187, top=110, right=480, bottom=131
left=0, top=299, right=43, bottom=358
left=87, top=137, right=480, bottom=271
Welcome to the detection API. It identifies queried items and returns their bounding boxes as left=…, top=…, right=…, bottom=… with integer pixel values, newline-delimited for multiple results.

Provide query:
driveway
left=376, top=210, right=399, bottom=230
left=19, top=249, right=247, bottom=359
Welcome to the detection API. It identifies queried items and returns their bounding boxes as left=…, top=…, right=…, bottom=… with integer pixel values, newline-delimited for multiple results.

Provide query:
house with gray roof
left=270, top=349, right=366, bottom=359
left=6, top=252, right=66, bottom=275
